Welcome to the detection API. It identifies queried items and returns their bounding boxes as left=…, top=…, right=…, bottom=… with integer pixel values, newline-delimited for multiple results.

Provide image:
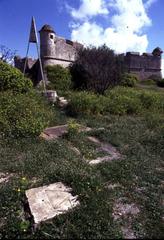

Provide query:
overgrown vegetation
left=119, top=73, right=138, bottom=87
left=0, top=91, right=54, bottom=137
left=70, top=45, right=124, bottom=94
left=0, top=61, right=33, bottom=93
left=46, top=65, right=72, bottom=93
left=0, top=107, right=163, bottom=238
left=67, top=87, right=164, bottom=116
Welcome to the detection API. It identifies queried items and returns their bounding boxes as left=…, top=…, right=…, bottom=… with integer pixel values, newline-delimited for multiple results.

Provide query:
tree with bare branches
left=0, top=45, right=17, bottom=64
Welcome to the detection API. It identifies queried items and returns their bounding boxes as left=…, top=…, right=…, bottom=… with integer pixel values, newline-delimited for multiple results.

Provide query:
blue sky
left=0, top=0, right=163, bottom=74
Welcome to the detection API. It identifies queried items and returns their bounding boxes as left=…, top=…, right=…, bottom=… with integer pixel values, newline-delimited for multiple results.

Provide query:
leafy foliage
left=68, top=87, right=164, bottom=116
left=0, top=61, right=32, bottom=93
left=141, top=79, right=156, bottom=86
left=46, top=65, right=72, bottom=92
left=70, top=45, right=124, bottom=94
left=0, top=91, right=54, bottom=137
left=67, top=119, right=80, bottom=138
left=120, top=73, right=138, bottom=87
left=68, top=91, right=106, bottom=116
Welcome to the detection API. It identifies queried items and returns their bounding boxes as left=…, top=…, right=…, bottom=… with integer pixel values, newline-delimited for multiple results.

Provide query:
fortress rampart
left=14, top=24, right=163, bottom=83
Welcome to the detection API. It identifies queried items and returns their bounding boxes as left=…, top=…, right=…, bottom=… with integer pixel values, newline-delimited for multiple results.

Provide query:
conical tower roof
left=39, top=24, right=55, bottom=33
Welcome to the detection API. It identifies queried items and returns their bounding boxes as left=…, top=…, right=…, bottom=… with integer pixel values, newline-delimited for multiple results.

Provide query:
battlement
left=124, top=48, right=163, bottom=80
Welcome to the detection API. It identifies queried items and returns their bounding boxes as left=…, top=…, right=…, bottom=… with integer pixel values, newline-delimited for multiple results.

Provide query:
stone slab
left=26, top=182, right=79, bottom=224
left=87, top=136, right=100, bottom=144
left=41, top=124, right=92, bottom=141
left=43, top=125, right=68, bottom=139
left=87, top=136, right=121, bottom=165
left=89, top=155, right=120, bottom=165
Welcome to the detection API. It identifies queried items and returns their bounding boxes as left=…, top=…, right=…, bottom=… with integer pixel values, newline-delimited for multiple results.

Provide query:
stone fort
left=14, top=24, right=163, bottom=84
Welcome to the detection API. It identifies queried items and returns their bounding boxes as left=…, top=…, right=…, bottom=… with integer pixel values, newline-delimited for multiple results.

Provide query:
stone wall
left=124, top=50, right=162, bottom=80
left=14, top=56, right=37, bottom=73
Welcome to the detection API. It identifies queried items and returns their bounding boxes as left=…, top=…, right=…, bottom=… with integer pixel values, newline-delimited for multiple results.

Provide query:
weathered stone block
left=26, top=182, right=79, bottom=224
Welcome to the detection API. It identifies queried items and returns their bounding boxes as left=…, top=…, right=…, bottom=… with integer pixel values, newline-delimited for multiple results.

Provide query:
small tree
left=70, top=45, right=124, bottom=94
left=0, top=45, right=17, bottom=64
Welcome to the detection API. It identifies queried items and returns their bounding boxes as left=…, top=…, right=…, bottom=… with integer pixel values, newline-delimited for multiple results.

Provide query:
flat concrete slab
left=26, top=182, right=79, bottom=224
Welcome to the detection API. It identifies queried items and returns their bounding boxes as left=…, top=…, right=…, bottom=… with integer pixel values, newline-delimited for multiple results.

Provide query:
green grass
left=0, top=91, right=164, bottom=239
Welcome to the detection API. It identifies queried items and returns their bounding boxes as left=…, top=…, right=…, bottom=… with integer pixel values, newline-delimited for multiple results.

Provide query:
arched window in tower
left=50, top=34, right=54, bottom=40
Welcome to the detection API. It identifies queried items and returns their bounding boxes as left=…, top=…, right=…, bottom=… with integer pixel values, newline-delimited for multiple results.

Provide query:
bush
left=139, top=91, right=161, bottom=109
left=107, top=87, right=164, bottom=113
left=157, top=79, right=164, bottom=88
left=70, top=45, right=124, bottom=94
left=105, top=87, right=142, bottom=115
left=46, top=65, right=72, bottom=92
left=119, top=73, right=138, bottom=87
left=67, top=119, right=80, bottom=138
left=68, top=87, right=164, bottom=117
left=107, top=95, right=142, bottom=115
left=141, top=79, right=156, bottom=85
left=0, top=61, right=33, bottom=93
left=0, top=91, right=54, bottom=137
left=68, top=91, right=106, bottom=116
left=68, top=88, right=142, bottom=116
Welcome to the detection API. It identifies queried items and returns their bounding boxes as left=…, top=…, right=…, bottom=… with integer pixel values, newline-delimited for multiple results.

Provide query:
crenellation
left=124, top=48, right=163, bottom=80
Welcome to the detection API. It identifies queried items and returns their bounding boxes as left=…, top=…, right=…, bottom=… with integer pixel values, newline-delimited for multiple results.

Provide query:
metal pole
left=36, top=42, right=46, bottom=92
left=23, top=41, right=30, bottom=75
left=24, top=17, right=46, bottom=93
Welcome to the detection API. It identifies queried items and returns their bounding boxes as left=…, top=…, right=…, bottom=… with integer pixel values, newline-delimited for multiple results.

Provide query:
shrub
left=67, top=119, right=80, bottom=138
left=68, top=91, right=106, bottom=116
left=0, top=91, right=54, bottom=137
left=46, top=65, right=72, bottom=92
left=68, top=88, right=142, bottom=116
left=140, top=79, right=156, bottom=86
left=157, top=79, right=164, bottom=88
left=105, top=87, right=142, bottom=115
left=108, top=87, right=164, bottom=113
left=139, top=91, right=160, bottom=109
left=119, top=73, right=138, bottom=87
left=106, top=95, right=142, bottom=115
left=68, top=87, right=164, bottom=117
left=70, top=45, right=124, bottom=94
left=0, top=61, right=33, bottom=93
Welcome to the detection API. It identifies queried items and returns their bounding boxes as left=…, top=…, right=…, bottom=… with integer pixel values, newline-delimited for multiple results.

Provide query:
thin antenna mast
left=23, top=17, right=46, bottom=92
